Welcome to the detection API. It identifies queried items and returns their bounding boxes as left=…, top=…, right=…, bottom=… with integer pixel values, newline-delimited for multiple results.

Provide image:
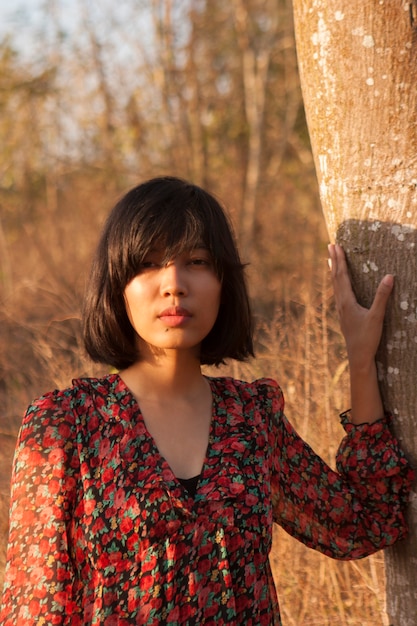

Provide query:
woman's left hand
left=328, top=243, right=394, bottom=371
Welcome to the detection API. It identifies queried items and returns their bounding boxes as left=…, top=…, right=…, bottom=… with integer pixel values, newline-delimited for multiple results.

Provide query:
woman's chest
left=70, top=415, right=274, bottom=573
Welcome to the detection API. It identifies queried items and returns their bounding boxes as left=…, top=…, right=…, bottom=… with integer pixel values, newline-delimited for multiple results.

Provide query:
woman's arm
left=270, top=406, right=414, bottom=560
left=328, top=243, right=393, bottom=424
left=0, top=393, right=79, bottom=625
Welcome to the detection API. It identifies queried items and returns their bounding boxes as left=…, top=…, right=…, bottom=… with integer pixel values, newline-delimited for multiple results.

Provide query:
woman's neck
left=119, top=347, right=206, bottom=400
left=119, top=348, right=213, bottom=479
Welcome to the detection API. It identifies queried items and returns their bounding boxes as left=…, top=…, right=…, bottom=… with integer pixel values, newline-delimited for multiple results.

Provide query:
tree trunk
left=292, top=1, right=417, bottom=624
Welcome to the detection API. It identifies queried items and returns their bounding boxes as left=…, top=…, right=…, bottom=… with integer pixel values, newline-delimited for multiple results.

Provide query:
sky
left=0, top=0, right=157, bottom=67
left=0, top=0, right=36, bottom=26
left=0, top=0, right=79, bottom=62
left=0, top=1, right=44, bottom=45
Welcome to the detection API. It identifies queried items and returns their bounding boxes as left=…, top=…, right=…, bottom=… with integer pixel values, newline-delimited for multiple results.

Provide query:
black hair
left=83, top=176, right=254, bottom=369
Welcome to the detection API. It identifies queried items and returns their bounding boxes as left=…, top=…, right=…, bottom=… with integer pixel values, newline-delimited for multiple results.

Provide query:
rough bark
left=292, top=1, right=417, bottom=623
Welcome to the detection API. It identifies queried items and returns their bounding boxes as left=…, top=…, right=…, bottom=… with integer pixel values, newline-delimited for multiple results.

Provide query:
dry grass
left=271, top=528, right=388, bottom=626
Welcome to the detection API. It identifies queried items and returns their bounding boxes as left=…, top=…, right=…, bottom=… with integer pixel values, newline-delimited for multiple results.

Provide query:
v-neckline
left=115, top=373, right=216, bottom=494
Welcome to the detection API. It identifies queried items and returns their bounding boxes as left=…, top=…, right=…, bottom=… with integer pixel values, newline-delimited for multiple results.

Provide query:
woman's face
left=124, top=246, right=222, bottom=358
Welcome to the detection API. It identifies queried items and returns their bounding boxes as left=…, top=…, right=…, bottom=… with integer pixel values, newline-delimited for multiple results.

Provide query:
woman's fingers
left=370, top=274, right=394, bottom=321
left=328, top=243, right=394, bottom=319
left=328, top=244, right=356, bottom=310
left=327, top=243, right=394, bottom=363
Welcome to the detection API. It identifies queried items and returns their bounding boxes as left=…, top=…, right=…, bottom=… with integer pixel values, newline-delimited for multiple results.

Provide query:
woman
left=0, top=176, right=414, bottom=625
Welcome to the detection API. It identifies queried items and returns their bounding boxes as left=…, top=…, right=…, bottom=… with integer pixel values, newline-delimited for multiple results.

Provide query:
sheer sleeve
left=0, top=390, right=80, bottom=624
left=258, top=379, right=415, bottom=560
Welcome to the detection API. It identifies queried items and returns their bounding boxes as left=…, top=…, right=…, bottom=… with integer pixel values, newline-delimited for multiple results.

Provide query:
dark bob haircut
left=83, top=176, right=254, bottom=369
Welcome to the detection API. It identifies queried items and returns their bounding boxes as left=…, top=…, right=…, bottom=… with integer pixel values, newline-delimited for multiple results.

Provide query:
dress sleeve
left=0, top=391, right=79, bottom=624
left=259, top=379, right=415, bottom=560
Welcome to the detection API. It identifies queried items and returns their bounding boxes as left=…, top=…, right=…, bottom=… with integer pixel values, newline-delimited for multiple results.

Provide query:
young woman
left=0, top=176, right=414, bottom=625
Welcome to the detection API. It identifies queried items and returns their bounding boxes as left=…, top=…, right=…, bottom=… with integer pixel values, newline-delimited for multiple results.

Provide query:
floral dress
left=0, top=375, right=414, bottom=625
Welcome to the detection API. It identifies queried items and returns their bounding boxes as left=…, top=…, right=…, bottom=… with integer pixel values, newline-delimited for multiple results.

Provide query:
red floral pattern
left=0, top=374, right=414, bottom=625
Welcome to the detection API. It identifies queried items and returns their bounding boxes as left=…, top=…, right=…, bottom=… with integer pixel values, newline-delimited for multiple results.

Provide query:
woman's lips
left=158, top=306, right=192, bottom=327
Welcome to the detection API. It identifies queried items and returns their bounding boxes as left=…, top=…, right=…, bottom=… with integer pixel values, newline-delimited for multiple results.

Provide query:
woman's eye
left=189, top=249, right=212, bottom=265
left=190, top=257, right=213, bottom=267
left=138, top=261, right=158, bottom=270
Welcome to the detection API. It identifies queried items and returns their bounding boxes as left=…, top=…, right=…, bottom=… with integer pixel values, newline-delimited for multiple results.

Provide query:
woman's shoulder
left=26, top=373, right=116, bottom=407
left=22, top=373, right=123, bottom=430
left=208, top=375, right=285, bottom=411
left=209, top=374, right=281, bottom=392
left=16, top=374, right=129, bottom=459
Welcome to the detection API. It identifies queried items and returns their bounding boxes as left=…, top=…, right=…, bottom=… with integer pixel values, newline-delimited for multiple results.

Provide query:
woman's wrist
left=349, top=361, right=385, bottom=425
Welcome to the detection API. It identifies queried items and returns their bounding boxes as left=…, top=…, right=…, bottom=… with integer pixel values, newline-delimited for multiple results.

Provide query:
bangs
left=121, top=190, right=224, bottom=283
left=144, top=207, right=210, bottom=264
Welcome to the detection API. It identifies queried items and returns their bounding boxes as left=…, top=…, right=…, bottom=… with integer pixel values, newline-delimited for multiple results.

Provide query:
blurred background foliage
left=0, top=0, right=327, bottom=411
left=0, top=1, right=388, bottom=623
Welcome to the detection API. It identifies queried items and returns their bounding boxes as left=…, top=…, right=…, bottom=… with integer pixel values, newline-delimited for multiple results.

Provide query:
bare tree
left=292, top=0, right=417, bottom=623
left=232, top=0, right=277, bottom=251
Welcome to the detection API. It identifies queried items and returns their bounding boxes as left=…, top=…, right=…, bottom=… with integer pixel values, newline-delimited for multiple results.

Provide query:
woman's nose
left=160, top=261, right=188, bottom=297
